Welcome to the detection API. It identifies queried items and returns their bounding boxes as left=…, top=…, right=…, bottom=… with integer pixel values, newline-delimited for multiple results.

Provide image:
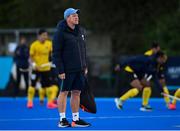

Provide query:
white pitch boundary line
left=0, top=115, right=180, bottom=122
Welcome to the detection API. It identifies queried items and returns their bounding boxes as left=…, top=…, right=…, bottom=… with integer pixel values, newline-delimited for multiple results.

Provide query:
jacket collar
left=57, top=20, right=79, bottom=35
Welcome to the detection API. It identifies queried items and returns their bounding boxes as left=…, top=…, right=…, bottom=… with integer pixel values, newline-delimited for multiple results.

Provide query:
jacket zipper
left=77, top=38, right=83, bottom=69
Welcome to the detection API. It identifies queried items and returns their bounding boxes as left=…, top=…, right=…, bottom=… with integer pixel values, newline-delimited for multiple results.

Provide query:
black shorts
left=50, top=68, right=59, bottom=85
left=30, top=70, right=52, bottom=87
left=61, top=72, right=85, bottom=91
left=115, top=69, right=144, bottom=96
left=120, top=69, right=143, bottom=84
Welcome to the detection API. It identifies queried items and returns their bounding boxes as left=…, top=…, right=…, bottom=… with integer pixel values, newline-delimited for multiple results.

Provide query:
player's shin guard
left=172, top=88, right=180, bottom=105
left=142, top=87, right=151, bottom=106
left=46, top=87, right=53, bottom=103
left=120, top=88, right=139, bottom=101
left=51, top=85, right=59, bottom=101
left=46, top=87, right=57, bottom=109
left=163, top=86, right=170, bottom=104
left=39, top=88, right=45, bottom=102
left=27, top=86, right=35, bottom=102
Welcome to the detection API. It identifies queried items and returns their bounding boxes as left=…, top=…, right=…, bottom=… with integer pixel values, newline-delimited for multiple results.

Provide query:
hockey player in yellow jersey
left=144, top=41, right=170, bottom=108
left=37, top=31, right=59, bottom=106
left=27, top=29, right=58, bottom=109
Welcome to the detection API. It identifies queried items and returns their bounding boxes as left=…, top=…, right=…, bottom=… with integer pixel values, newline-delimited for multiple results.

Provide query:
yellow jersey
left=30, top=40, right=52, bottom=71
left=144, top=49, right=153, bottom=56
left=124, top=66, right=134, bottom=73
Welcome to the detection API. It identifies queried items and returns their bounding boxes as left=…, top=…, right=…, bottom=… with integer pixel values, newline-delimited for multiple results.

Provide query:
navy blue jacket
left=14, top=44, right=29, bottom=68
left=52, top=20, right=87, bottom=74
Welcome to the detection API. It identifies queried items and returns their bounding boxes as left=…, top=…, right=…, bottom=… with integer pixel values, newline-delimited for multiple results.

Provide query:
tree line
left=0, top=0, right=179, bottom=55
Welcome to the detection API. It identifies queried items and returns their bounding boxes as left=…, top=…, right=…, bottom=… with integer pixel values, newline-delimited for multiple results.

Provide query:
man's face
left=39, top=32, right=48, bottom=42
left=20, top=37, right=26, bottom=45
left=67, top=13, right=79, bottom=25
left=153, top=46, right=161, bottom=54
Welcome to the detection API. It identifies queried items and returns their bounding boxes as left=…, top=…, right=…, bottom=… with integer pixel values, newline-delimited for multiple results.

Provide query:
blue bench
left=0, top=57, right=13, bottom=90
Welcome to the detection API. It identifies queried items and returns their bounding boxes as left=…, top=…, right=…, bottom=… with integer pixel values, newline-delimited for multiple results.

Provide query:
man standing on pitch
left=52, top=8, right=90, bottom=127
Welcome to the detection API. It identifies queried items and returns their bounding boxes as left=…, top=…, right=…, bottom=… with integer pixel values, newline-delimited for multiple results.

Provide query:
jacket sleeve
left=52, top=28, right=65, bottom=74
left=14, top=46, right=19, bottom=62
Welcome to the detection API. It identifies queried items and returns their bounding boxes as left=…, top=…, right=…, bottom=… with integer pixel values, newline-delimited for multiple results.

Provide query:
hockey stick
left=161, top=92, right=180, bottom=101
left=40, top=62, right=56, bottom=68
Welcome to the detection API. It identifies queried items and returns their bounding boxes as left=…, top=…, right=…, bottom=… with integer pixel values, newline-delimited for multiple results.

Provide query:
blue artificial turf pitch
left=0, top=97, right=179, bottom=130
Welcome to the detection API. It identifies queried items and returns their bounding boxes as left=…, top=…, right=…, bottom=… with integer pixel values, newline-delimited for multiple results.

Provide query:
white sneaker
left=114, top=98, right=123, bottom=109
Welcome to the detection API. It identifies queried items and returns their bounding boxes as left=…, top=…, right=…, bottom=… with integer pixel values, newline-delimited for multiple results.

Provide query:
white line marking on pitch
left=0, top=115, right=180, bottom=122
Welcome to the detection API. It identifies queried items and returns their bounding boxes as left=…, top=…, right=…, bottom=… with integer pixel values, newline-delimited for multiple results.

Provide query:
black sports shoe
left=71, top=119, right=91, bottom=127
left=58, top=118, right=71, bottom=128
left=140, top=105, right=152, bottom=111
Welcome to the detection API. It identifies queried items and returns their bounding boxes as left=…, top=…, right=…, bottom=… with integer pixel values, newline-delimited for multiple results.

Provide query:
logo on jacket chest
left=81, top=35, right=85, bottom=40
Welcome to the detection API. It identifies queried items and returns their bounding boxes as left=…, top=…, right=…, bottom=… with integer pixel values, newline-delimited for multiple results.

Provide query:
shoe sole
left=71, top=124, right=90, bottom=127
left=140, top=108, right=152, bottom=112
left=58, top=124, right=70, bottom=128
